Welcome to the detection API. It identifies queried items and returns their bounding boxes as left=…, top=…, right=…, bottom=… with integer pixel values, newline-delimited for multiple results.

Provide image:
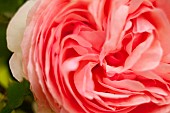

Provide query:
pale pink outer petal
left=7, top=0, right=36, bottom=81
left=9, top=53, right=24, bottom=81
left=7, top=0, right=36, bottom=52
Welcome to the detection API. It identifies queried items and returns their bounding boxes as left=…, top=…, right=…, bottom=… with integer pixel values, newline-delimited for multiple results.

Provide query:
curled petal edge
left=7, top=0, right=36, bottom=81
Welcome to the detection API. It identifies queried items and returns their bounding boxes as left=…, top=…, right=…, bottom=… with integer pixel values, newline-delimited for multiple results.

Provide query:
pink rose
left=7, top=0, right=170, bottom=113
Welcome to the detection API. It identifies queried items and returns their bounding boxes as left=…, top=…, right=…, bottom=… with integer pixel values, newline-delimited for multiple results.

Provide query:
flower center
left=105, top=48, right=128, bottom=67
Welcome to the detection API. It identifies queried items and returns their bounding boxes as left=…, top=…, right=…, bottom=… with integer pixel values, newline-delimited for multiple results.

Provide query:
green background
left=0, top=0, right=34, bottom=112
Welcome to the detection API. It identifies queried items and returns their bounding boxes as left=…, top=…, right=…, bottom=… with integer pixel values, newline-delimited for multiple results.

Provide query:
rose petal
left=7, top=0, right=36, bottom=52
left=27, top=59, right=52, bottom=113
left=155, top=63, right=170, bottom=74
left=74, top=63, right=95, bottom=99
left=60, top=107, right=69, bottom=113
left=103, top=78, right=145, bottom=92
left=147, top=9, right=170, bottom=55
left=105, top=95, right=150, bottom=107
left=7, top=0, right=36, bottom=81
left=130, top=103, right=170, bottom=113
left=124, top=33, right=154, bottom=70
left=162, top=54, right=170, bottom=63
left=155, top=0, right=170, bottom=22
left=133, top=16, right=155, bottom=33
left=61, top=55, right=99, bottom=113
left=135, top=71, right=168, bottom=85
left=128, top=0, right=144, bottom=13
left=9, top=53, right=24, bottom=81
left=154, top=63, right=170, bottom=81
left=79, top=31, right=105, bottom=51
left=150, top=104, right=170, bottom=113
left=93, top=91, right=130, bottom=99
left=61, top=34, right=92, bottom=48
left=146, top=87, right=168, bottom=96
left=88, top=0, right=106, bottom=29
left=132, top=40, right=163, bottom=71
left=100, top=5, right=129, bottom=63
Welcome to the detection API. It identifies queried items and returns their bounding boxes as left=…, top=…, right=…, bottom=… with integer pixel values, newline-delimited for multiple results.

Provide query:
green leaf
left=6, top=80, right=31, bottom=109
left=7, top=83, right=25, bottom=109
left=0, top=105, right=12, bottom=113
left=0, top=79, right=33, bottom=112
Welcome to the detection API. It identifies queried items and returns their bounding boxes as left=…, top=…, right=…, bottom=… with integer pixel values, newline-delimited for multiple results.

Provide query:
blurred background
left=0, top=0, right=34, bottom=113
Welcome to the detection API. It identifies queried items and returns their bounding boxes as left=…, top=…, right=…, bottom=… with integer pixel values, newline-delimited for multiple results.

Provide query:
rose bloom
left=7, top=0, right=170, bottom=113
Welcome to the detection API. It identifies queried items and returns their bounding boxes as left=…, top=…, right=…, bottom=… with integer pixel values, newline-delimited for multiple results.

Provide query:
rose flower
left=7, top=0, right=170, bottom=113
